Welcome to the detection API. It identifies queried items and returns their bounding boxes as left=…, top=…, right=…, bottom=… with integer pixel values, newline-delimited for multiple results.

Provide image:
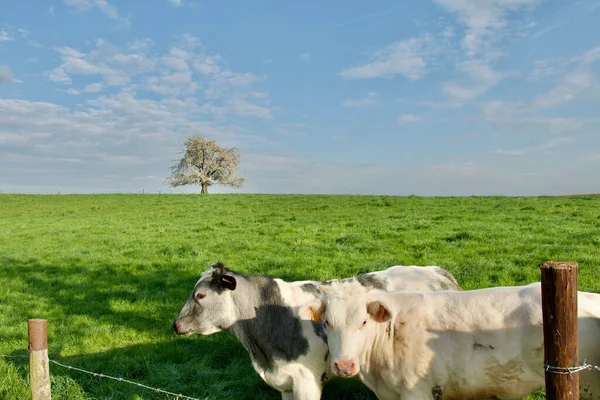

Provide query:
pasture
left=1, top=193, right=599, bottom=399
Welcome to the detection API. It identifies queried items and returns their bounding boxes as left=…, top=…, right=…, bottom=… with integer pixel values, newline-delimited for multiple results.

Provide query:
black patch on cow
left=324, top=350, right=330, bottom=362
left=355, top=273, right=387, bottom=290
left=321, top=372, right=328, bottom=383
left=432, top=385, right=443, bottom=400
left=229, top=274, right=311, bottom=371
left=434, top=267, right=461, bottom=290
left=202, top=262, right=237, bottom=295
left=300, top=283, right=322, bottom=297
left=473, top=343, right=496, bottom=351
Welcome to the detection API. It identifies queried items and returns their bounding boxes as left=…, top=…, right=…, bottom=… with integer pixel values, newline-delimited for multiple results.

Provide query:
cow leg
left=281, top=392, right=294, bottom=400
left=292, top=379, right=322, bottom=400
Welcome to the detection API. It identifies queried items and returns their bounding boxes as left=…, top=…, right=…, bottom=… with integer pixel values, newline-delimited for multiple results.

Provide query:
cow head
left=299, top=279, right=391, bottom=378
left=173, top=262, right=239, bottom=336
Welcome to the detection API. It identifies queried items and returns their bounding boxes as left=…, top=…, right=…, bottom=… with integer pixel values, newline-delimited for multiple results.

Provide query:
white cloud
left=162, top=56, right=189, bottom=71
left=341, top=92, right=377, bottom=107
left=84, top=83, right=104, bottom=92
left=491, top=137, right=571, bottom=157
left=340, top=35, right=434, bottom=81
left=301, top=53, right=312, bottom=60
left=0, top=65, right=14, bottom=84
left=43, top=35, right=272, bottom=121
left=531, top=69, right=594, bottom=110
left=64, top=0, right=120, bottom=20
left=573, top=45, right=600, bottom=66
left=528, top=59, right=561, bottom=81
left=128, top=38, right=154, bottom=52
left=47, top=41, right=157, bottom=86
left=397, top=114, right=422, bottom=124
left=0, top=31, right=13, bottom=42
left=49, top=6, right=55, bottom=16
left=228, top=97, right=272, bottom=119
left=168, top=0, right=182, bottom=6
left=432, top=0, right=541, bottom=56
left=441, top=59, right=510, bottom=106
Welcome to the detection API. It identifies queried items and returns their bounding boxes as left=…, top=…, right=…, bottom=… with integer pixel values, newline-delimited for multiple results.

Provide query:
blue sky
left=1, top=0, right=599, bottom=195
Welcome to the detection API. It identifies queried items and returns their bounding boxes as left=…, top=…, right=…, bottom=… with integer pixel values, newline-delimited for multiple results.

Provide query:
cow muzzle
left=333, top=358, right=358, bottom=377
left=173, top=319, right=191, bottom=336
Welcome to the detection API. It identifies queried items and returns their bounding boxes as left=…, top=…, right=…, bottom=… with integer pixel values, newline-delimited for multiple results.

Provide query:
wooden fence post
left=28, top=319, right=51, bottom=400
left=539, top=261, right=579, bottom=400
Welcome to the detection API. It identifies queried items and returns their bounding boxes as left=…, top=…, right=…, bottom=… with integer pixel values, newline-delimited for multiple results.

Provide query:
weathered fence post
left=539, top=261, right=579, bottom=400
left=28, top=319, right=51, bottom=400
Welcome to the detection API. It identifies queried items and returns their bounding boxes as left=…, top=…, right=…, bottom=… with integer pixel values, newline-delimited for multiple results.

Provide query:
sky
left=1, top=0, right=599, bottom=196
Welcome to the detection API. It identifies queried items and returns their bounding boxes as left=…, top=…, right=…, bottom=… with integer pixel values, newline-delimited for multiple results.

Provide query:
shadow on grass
left=0, top=256, right=374, bottom=399
left=4, top=332, right=374, bottom=400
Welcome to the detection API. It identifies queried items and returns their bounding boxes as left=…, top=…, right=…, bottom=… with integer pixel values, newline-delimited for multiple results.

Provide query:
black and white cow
left=173, top=262, right=461, bottom=400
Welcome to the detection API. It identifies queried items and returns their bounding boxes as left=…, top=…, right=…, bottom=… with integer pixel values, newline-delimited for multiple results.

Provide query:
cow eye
left=195, top=292, right=206, bottom=300
left=361, top=320, right=367, bottom=327
left=324, top=320, right=329, bottom=327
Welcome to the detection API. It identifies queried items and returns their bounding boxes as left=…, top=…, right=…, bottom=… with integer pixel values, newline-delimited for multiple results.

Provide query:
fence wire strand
left=1, top=354, right=201, bottom=400
left=544, top=360, right=600, bottom=375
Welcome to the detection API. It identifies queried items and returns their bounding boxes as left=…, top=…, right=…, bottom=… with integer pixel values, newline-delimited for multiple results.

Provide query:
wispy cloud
left=331, top=4, right=407, bottom=29
left=531, top=69, right=593, bottom=109
left=168, top=0, right=183, bottom=6
left=0, top=31, right=14, bottom=42
left=0, top=65, right=15, bottom=84
left=397, top=114, right=422, bottom=124
left=432, top=0, right=541, bottom=56
left=300, top=53, right=312, bottom=61
left=341, top=92, right=377, bottom=107
left=340, top=35, right=435, bottom=81
left=530, top=0, right=600, bottom=39
left=63, top=0, right=130, bottom=27
left=491, top=137, right=571, bottom=156
left=47, top=41, right=156, bottom=86
left=49, top=6, right=55, bottom=16
left=441, top=59, right=511, bottom=106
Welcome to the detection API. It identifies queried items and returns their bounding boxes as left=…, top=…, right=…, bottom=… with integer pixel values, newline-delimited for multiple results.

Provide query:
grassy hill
left=2, top=193, right=599, bottom=399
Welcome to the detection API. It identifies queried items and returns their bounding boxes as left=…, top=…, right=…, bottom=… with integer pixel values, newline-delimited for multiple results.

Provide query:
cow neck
left=227, top=275, right=311, bottom=372
left=362, top=318, right=397, bottom=373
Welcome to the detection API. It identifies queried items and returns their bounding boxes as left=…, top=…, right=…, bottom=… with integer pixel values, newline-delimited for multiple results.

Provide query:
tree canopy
left=163, top=136, right=246, bottom=194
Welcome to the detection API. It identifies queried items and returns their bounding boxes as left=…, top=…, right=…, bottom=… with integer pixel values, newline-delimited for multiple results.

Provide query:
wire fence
left=3, top=353, right=600, bottom=398
left=0, top=354, right=201, bottom=400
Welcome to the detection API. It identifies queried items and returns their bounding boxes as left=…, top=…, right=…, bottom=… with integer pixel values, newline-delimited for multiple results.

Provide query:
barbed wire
left=0, top=354, right=201, bottom=400
left=544, top=360, right=600, bottom=375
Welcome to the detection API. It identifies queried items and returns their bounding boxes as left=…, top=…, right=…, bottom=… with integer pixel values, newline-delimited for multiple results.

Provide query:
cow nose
left=333, top=359, right=357, bottom=377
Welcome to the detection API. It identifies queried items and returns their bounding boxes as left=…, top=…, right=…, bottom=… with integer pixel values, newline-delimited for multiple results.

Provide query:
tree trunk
left=201, top=183, right=208, bottom=194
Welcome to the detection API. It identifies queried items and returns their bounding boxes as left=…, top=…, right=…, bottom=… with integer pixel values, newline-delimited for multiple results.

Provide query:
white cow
left=174, top=262, right=461, bottom=400
left=303, top=280, right=600, bottom=400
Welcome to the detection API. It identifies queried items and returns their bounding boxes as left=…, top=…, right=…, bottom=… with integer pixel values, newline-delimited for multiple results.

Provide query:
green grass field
left=1, top=194, right=599, bottom=399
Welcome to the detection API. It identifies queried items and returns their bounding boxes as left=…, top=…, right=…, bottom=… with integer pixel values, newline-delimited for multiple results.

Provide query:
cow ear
left=367, top=301, right=391, bottom=322
left=219, top=275, right=237, bottom=291
left=298, top=300, right=325, bottom=322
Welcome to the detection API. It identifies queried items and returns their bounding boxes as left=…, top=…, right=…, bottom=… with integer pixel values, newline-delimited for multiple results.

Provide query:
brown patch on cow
left=310, top=308, right=322, bottom=322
